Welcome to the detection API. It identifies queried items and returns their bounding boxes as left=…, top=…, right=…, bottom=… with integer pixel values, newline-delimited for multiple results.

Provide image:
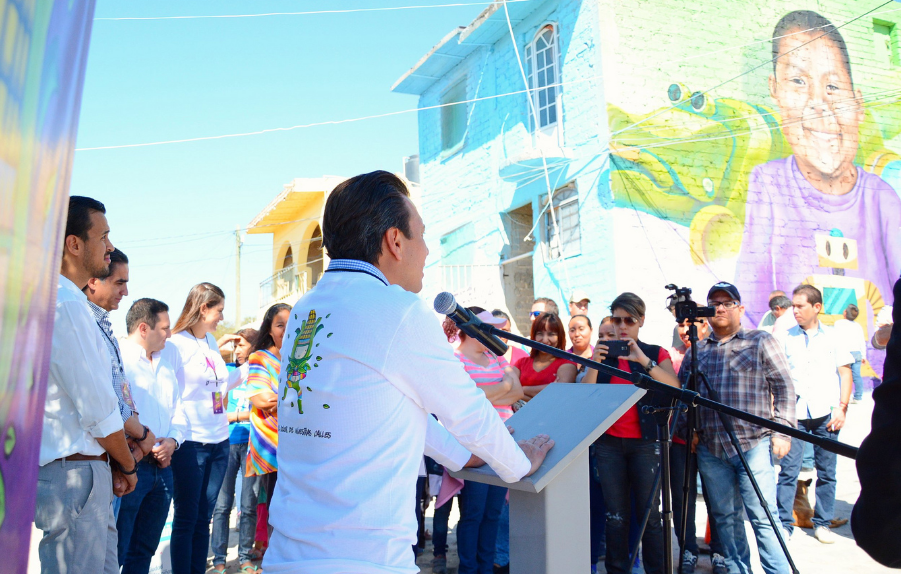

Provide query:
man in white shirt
left=833, top=304, right=868, bottom=402
left=117, top=298, right=187, bottom=573
left=264, top=171, right=553, bottom=574
left=765, top=295, right=797, bottom=335
left=775, top=285, right=852, bottom=545
left=36, top=196, right=139, bottom=574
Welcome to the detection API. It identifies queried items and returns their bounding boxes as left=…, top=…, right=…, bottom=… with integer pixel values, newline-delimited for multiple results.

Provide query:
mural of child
left=735, top=10, right=901, bottom=327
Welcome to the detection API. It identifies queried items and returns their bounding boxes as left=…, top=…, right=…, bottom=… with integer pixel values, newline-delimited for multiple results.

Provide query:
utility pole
left=235, top=226, right=243, bottom=326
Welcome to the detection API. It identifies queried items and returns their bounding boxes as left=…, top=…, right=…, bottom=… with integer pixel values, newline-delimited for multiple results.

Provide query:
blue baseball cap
left=708, top=282, right=741, bottom=303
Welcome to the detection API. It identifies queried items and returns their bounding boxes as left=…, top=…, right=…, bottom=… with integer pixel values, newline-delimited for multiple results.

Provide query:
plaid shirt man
left=680, top=327, right=796, bottom=458
left=87, top=300, right=136, bottom=422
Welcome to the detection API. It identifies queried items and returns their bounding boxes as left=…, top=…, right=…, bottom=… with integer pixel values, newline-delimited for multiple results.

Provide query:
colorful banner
left=607, top=5, right=901, bottom=374
left=0, top=1, right=96, bottom=570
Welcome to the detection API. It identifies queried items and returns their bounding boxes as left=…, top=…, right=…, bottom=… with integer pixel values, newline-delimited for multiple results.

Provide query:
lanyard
left=96, top=321, right=124, bottom=373
left=324, top=267, right=389, bottom=286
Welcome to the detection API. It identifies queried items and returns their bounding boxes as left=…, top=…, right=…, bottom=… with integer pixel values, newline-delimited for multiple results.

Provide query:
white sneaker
left=815, top=525, right=836, bottom=544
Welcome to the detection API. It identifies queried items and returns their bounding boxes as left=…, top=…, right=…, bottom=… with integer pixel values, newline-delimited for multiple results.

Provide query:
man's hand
left=152, top=438, right=177, bottom=468
left=135, top=427, right=157, bottom=457
left=827, top=407, right=847, bottom=432
left=464, top=454, right=486, bottom=468
left=874, top=323, right=892, bottom=348
left=112, top=466, right=138, bottom=497
left=518, top=434, right=555, bottom=477
left=690, top=432, right=699, bottom=454
left=772, top=436, right=791, bottom=459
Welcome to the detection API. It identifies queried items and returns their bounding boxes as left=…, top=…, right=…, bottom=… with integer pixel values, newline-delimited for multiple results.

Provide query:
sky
left=70, top=0, right=495, bottom=335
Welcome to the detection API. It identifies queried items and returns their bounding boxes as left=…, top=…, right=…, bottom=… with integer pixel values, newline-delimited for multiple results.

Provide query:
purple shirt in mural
left=735, top=156, right=901, bottom=328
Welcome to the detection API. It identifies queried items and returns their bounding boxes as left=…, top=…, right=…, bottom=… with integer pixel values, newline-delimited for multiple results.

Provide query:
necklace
left=190, top=327, right=217, bottom=374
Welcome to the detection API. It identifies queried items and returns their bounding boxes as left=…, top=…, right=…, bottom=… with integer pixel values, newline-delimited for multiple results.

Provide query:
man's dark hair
left=65, top=196, right=106, bottom=248
left=533, top=297, right=559, bottom=316
left=845, top=304, right=860, bottom=321
left=322, top=171, right=412, bottom=265
left=97, top=248, right=128, bottom=280
left=772, top=10, right=853, bottom=86
left=769, top=295, right=792, bottom=311
left=793, top=284, right=823, bottom=307
left=126, top=298, right=169, bottom=334
left=491, top=309, right=510, bottom=321
left=610, top=292, right=646, bottom=319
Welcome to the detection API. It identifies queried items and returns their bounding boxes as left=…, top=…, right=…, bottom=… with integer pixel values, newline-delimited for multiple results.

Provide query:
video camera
left=665, top=284, right=716, bottom=323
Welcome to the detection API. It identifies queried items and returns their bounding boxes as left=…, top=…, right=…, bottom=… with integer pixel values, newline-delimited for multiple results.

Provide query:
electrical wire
left=93, top=1, right=531, bottom=21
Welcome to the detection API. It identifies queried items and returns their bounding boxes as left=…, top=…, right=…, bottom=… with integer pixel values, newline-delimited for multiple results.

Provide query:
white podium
left=451, top=383, right=645, bottom=574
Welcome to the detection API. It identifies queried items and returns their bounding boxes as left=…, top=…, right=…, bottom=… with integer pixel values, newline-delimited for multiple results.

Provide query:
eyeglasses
left=609, top=316, right=639, bottom=326
left=707, top=300, right=739, bottom=310
left=530, top=311, right=542, bottom=318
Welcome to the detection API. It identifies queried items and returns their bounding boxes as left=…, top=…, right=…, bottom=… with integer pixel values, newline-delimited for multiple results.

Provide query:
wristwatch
left=644, top=359, right=658, bottom=372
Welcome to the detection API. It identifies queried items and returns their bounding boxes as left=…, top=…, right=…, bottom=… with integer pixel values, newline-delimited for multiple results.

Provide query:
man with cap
left=678, top=282, right=795, bottom=574
left=568, top=289, right=590, bottom=317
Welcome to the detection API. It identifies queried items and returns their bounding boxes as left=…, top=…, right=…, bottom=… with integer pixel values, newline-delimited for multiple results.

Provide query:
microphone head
left=433, top=292, right=457, bottom=315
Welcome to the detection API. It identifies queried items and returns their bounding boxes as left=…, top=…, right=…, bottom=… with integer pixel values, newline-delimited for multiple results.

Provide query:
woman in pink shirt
left=442, top=307, right=524, bottom=574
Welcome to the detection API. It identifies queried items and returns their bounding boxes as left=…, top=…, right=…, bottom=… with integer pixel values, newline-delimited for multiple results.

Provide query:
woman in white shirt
left=168, top=283, right=238, bottom=574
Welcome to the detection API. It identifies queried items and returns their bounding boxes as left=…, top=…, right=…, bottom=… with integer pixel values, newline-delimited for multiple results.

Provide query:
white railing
left=259, top=264, right=308, bottom=311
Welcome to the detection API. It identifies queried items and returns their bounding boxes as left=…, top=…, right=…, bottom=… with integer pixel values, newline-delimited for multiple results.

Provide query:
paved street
left=26, top=392, right=890, bottom=574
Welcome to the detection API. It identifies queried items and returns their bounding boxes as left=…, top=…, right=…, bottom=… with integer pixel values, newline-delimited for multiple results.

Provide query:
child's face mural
left=769, top=31, right=864, bottom=183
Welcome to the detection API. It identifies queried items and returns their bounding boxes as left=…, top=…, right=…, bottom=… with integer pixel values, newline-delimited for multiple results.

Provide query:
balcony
left=259, top=264, right=308, bottom=313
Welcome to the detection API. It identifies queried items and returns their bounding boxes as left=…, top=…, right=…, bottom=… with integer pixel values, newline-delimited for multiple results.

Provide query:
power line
left=93, top=1, right=530, bottom=21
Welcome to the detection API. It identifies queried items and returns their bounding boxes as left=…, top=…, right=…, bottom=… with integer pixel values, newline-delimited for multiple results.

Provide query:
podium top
left=451, top=383, right=645, bottom=493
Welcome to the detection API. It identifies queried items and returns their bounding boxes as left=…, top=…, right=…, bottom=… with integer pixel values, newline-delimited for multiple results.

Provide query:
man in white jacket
left=264, top=171, right=553, bottom=574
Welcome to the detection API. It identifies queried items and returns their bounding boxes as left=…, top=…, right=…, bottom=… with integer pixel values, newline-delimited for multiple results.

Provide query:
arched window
left=526, top=24, right=561, bottom=139
left=282, top=246, right=294, bottom=269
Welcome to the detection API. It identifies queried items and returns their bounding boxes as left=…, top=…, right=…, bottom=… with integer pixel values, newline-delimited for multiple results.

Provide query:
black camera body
left=665, top=284, right=716, bottom=322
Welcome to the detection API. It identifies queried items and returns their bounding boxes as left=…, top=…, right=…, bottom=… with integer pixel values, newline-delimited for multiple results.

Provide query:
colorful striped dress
left=454, top=350, right=514, bottom=421
left=245, top=349, right=280, bottom=476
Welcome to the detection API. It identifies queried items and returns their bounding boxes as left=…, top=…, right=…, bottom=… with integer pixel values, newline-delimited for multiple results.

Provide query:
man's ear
left=85, top=277, right=102, bottom=294
left=381, top=227, right=404, bottom=262
left=64, top=234, right=81, bottom=259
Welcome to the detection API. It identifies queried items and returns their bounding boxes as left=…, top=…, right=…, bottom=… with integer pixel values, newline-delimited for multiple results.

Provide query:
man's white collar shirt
left=775, top=322, right=852, bottom=420
left=41, top=275, right=122, bottom=465
left=120, top=338, right=187, bottom=444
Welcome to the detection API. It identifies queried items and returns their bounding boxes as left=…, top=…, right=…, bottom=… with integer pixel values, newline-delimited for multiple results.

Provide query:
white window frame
left=440, top=78, right=468, bottom=155
left=526, top=23, right=563, bottom=146
left=542, top=182, right=580, bottom=259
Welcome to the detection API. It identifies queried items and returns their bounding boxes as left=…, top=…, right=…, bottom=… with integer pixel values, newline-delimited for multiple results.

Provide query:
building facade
left=393, top=0, right=901, bottom=359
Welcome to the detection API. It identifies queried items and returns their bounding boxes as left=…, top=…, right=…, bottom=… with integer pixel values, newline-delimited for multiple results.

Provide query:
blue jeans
left=433, top=496, right=455, bottom=557
left=211, top=442, right=258, bottom=564
left=697, top=441, right=787, bottom=574
left=777, top=415, right=838, bottom=531
left=589, top=447, right=607, bottom=565
left=850, top=351, right=864, bottom=400
left=170, top=439, right=229, bottom=574
left=116, top=460, right=174, bottom=574
left=593, top=435, right=664, bottom=574
left=494, top=500, right=509, bottom=567
left=457, top=481, right=507, bottom=574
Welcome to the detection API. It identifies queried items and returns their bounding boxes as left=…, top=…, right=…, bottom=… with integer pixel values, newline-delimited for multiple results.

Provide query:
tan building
left=247, top=172, right=421, bottom=320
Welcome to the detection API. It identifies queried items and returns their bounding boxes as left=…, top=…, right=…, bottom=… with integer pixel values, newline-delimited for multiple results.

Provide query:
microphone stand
left=479, top=324, right=856, bottom=573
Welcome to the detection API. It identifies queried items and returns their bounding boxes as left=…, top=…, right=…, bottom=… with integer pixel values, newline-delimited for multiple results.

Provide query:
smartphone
left=600, top=339, right=630, bottom=358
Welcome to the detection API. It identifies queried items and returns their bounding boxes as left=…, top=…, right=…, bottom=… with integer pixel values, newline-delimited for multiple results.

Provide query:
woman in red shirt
left=582, top=293, right=680, bottom=574
left=513, top=312, right=577, bottom=401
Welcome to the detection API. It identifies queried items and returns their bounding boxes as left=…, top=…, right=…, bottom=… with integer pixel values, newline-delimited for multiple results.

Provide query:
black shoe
left=494, top=565, right=510, bottom=574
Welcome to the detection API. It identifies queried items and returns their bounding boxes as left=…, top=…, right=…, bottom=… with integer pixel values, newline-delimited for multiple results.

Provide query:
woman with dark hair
left=169, top=282, right=240, bottom=574
left=245, top=303, right=291, bottom=561
left=211, top=328, right=261, bottom=574
left=568, top=314, right=594, bottom=384
left=441, top=306, right=523, bottom=574
left=513, top=312, right=577, bottom=401
left=583, top=292, right=680, bottom=574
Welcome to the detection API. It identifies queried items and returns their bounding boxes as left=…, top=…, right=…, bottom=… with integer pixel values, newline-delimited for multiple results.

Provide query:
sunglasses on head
left=610, top=316, right=639, bottom=326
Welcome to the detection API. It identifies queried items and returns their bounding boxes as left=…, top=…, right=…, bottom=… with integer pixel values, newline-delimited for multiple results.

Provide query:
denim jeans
left=116, top=460, right=174, bottom=574
left=697, top=441, right=787, bottom=574
left=589, top=448, right=607, bottom=565
left=210, top=442, right=258, bottom=564
left=777, top=415, right=838, bottom=531
left=170, top=439, right=229, bottom=574
left=670, top=442, right=723, bottom=556
left=457, top=481, right=507, bottom=574
left=494, top=500, right=509, bottom=567
left=593, top=435, right=664, bottom=574
left=433, top=496, right=455, bottom=557
left=850, top=351, right=864, bottom=400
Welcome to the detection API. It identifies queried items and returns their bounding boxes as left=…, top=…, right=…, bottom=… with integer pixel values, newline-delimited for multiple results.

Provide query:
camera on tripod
left=665, top=284, right=716, bottom=322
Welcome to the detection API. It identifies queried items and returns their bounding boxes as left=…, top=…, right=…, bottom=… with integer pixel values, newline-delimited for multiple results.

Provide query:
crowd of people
left=35, top=187, right=894, bottom=574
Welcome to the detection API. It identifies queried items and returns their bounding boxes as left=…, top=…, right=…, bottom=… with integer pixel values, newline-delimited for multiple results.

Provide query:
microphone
left=433, top=292, right=509, bottom=357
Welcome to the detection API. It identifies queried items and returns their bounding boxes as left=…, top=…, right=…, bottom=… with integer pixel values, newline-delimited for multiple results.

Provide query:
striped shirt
left=246, top=349, right=280, bottom=475
left=678, top=328, right=795, bottom=458
left=87, top=301, right=135, bottom=422
left=454, top=351, right=514, bottom=421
